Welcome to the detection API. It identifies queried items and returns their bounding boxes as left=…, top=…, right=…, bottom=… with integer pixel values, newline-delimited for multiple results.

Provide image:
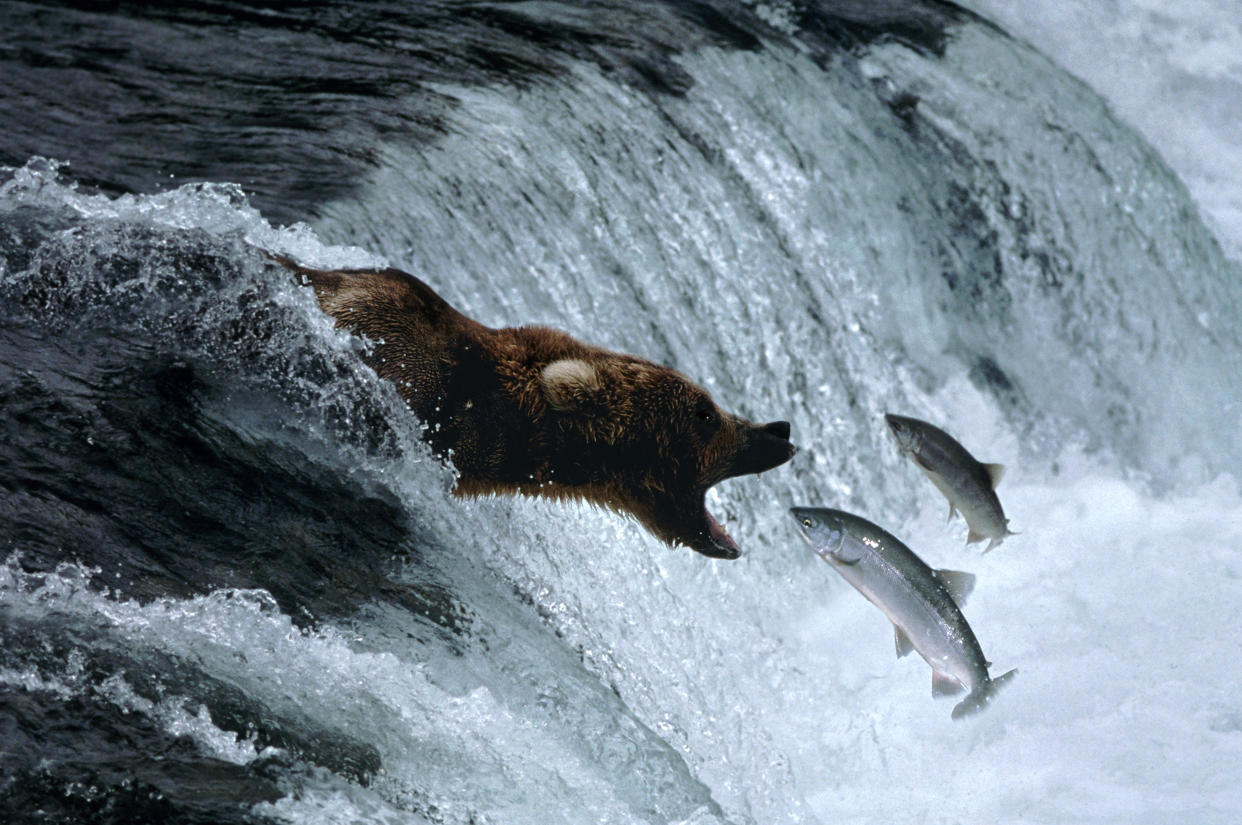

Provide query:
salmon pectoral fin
left=894, top=626, right=915, bottom=658
left=932, top=671, right=965, bottom=697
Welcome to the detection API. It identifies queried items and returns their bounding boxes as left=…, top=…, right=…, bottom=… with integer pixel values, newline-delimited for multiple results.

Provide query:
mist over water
left=2, top=2, right=1242, bottom=823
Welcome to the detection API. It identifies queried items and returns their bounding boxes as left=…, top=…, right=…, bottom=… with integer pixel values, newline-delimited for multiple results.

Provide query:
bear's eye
left=692, top=398, right=719, bottom=438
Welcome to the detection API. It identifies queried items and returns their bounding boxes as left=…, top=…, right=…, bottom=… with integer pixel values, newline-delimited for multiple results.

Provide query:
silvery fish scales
left=885, top=413, right=1015, bottom=551
left=790, top=506, right=1015, bottom=719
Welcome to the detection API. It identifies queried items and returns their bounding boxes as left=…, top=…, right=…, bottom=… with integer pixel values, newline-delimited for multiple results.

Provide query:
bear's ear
left=541, top=358, right=601, bottom=411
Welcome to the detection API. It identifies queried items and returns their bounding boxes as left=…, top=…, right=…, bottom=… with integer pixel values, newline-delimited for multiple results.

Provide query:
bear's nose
left=725, top=420, right=797, bottom=478
left=763, top=420, right=791, bottom=441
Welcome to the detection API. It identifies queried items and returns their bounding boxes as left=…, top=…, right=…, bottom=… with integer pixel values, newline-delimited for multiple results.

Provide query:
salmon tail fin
left=951, top=668, right=1017, bottom=720
left=983, top=523, right=1021, bottom=553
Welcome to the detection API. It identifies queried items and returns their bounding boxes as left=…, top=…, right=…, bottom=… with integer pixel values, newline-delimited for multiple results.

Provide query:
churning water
left=2, top=2, right=1241, bottom=823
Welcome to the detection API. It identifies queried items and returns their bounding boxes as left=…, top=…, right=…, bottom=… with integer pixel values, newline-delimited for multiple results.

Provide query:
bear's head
left=540, top=356, right=796, bottom=559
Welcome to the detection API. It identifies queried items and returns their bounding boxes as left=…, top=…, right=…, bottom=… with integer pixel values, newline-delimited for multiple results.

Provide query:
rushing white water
left=3, top=3, right=1242, bottom=824
left=319, top=22, right=1242, bottom=489
left=957, top=0, right=1242, bottom=260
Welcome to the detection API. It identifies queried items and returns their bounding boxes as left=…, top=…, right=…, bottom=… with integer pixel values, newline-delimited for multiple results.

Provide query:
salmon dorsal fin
left=933, top=569, right=976, bottom=605
left=984, top=463, right=1007, bottom=488
left=894, top=626, right=915, bottom=658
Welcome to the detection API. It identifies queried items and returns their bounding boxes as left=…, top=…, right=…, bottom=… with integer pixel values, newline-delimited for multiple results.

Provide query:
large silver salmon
left=885, top=413, right=1015, bottom=552
left=790, top=506, right=1016, bottom=719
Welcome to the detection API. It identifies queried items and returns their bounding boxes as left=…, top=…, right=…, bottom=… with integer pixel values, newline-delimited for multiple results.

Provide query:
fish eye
left=802, top=518, right=812, bottom=528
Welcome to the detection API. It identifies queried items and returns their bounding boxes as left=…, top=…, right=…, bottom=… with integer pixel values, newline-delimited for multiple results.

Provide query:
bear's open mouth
left=704, top=508, right=740, bottom=559
left=690, top=420, right=796, bottom=559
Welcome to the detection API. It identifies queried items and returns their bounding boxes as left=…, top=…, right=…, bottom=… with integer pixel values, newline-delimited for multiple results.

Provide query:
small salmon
left=790, top=506, right=1016, bottom=719
left=885, top=413, right=1016, bottom=552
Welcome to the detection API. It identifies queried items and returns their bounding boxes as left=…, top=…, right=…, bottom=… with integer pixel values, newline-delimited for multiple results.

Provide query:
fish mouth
left=884, top=413, right=915, bottom=451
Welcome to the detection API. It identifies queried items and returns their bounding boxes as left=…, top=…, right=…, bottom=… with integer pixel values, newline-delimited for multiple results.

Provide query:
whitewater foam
left=4, top=2, right=1242, bottom=821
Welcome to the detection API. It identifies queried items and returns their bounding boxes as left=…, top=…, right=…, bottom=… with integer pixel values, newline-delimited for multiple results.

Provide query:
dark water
left=0, top=219, right=425, bottom=820
left=0, top=0, right=970, bottom=226
left=3, top=2, right=1242, bottom=824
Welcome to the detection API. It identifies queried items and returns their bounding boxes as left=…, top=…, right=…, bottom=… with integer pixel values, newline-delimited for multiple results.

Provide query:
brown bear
left=271, top=255, right=796, bottom=559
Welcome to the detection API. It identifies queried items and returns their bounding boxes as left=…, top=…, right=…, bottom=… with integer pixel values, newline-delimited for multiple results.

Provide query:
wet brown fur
left=273, top=255, right=794, bottom=557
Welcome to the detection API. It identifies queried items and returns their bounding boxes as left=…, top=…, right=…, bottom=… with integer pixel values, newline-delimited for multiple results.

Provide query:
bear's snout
left=763, top=420, right=792, bottom=441
left=726, top=420, right=796, bottom=479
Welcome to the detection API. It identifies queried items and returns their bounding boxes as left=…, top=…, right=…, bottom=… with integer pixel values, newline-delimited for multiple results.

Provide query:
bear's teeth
left=706, top=510, right=739, bottom=555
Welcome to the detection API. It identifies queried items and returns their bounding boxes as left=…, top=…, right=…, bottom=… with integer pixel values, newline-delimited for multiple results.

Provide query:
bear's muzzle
left=725, top=420, right=797, bottom=479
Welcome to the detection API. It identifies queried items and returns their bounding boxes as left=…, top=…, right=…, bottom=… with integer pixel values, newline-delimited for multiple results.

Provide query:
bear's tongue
left=705, top=509, right=740, bottom=559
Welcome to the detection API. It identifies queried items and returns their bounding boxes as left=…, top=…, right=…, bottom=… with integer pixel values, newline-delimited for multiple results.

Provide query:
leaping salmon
left=790, top=506, right=1016, bottom=719
left=885, top=413, right=1016, bottom=552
